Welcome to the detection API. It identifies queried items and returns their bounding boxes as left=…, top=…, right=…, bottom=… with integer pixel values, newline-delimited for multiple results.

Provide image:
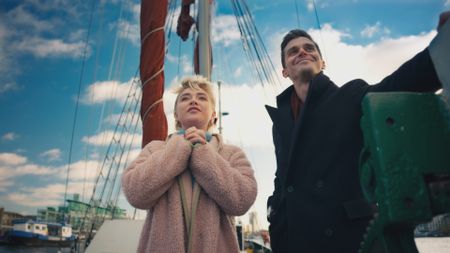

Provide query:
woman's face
left=175, top=88, right=216, bottom=131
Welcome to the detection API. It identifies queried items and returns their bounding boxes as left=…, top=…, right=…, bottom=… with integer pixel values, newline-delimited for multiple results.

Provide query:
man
left=266, top=11, right=450, bottom=253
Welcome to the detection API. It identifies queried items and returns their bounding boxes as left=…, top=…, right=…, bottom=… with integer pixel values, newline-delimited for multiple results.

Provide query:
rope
left=177, top=37, right=182, bottom=78
left=142, top=98, right=164, bottom=123
left=312, top=0, right=327, bottom=60
left=294, top=0, right=301, bottom=28
left=166, top=0, right=179, bottom=45
left=141, top=26, right=164, bottom=44
left=64, top=0, right=97, bottom=209
left=92, top=0, right=125, bottom=177
left=231, top=0, right=279, bottom=87
left=141, top=67, right=164, bottom=88
left=312, top=0, right=322, bottom=30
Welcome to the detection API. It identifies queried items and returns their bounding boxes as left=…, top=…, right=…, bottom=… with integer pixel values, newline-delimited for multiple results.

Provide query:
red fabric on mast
left=140, top=0, right=168, bottom=147
left=176, top=0, right=195, bottom=41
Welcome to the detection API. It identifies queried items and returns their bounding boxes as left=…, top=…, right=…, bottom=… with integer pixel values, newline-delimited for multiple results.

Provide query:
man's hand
left=438, top=11, right=450, bottom=31
left=184, top=127, right=207, bottom=145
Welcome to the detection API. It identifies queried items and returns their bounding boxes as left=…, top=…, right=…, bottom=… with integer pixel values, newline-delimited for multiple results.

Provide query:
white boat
left=1, top=219, right=75, bottom=247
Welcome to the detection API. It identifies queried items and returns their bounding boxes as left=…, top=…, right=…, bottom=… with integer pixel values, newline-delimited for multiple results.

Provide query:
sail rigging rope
left=241, top=0, right=279, bottom=86
left=166, top=0, right=179, bottom=46
left=81, top=0, right=108, bottom=203
left=64, top=0, right=97, bottom=210
left=92, top=0, right=126, bottom=180
left=311, top=0, right=327, bottom=62
left=312, top=0, right=322, bottom=30
left=294, top=0, right=301, bottom=28
left=78, top=0, right=146, bottom=244
left=230, top=0, right=279, bottom=88
left=79, top=71, right=142, bottom=249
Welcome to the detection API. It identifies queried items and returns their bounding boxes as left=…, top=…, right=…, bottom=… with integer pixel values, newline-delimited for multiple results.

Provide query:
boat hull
left=3, top=232, right=74, bottom=247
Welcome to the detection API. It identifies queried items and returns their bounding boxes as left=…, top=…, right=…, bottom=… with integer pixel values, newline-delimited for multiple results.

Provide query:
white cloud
left=81, top=78, right=137, bottom=105
left=7, top=193, right=62, bottom=207
left=68, top=29, right=87, bottom=42
left=306, top=0, right=330, bottom=11
left=167, top=9, right=240, bottom=47
left=113, top=3, right=140, bottom=46
left=60, top=160, right=102, bottom=181
left=0, top=177, right=13, bottom=192
left=167, top=6, right=182, bottom=34
left=0, top=1, right=91, bottom=87
left=2, top=132, right=19, bottom=141
left=117, top=20, right=140, bottom=46
left=104, top=114, right=122, bottom=125
left=165, top=53, right=178, bottom=63
left=81, top=131, right=116, bottom=146
left=16, top=164, right=54, bottom=176
left=39, top=149, right=62, bottom=161
left=446, top=0, right=450, bottom=6
left=361, top=22, right=391, bottom=38
left=14, top=37, right=88, bottom=58
left=0, top=149, right=130, bottom=208
left=298, top=24, right=436, bottom=84
left=0, top=153, right=27, bottom=166
left=5, top=183, right=94, bottom=208
left=215, top=83, right=275, bottom=148
left=129, top=3, right=140, bottom=22
left=26, top=0, right=72, bottom=11
left=0, top=153, right=59, bottom=179
left=0, top=83, right=21, bottom=94
left=7, top=5, right=56, bottom=32
left=81, top=130, right=142, bottom=148
left=306, top=0, right=315, bottom=11
left=101, top=0, right=120, bottom=5
left=104, top=113, right=142, bottom=127
left=166, top=55, right=194, bottom=75
left=212, top=15, right=241, bottom=47
left=234, top=66, right=243, bottom=78
left=0, top=163, right=54, bottom=182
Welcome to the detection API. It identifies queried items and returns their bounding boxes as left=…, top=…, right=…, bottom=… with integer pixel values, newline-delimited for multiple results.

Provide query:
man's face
left=282, top=37, right=324, bottom=82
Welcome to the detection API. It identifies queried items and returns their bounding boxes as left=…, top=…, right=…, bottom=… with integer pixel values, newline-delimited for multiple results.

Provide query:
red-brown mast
left=139, top=0, right=169, bottom=147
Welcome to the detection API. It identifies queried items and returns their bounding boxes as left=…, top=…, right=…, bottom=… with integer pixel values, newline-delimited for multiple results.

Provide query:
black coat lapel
left=266, top=87, right=296, bottom=185
left=286, top=73, right=337, bottom=179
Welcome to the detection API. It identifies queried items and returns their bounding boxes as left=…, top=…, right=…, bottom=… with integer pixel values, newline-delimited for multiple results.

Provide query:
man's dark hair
left=281, top=29, right=322, bottom=68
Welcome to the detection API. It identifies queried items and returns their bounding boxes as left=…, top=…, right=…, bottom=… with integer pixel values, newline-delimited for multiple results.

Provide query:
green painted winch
left=359, top=92, right=450, bottom=253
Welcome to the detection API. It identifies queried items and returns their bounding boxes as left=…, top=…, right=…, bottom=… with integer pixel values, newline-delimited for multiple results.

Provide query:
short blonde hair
left=173, top=75, right=216, bottom=130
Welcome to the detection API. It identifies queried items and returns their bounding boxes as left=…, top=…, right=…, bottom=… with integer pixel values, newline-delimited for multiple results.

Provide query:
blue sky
left=0, top=0, right=449, bottom=229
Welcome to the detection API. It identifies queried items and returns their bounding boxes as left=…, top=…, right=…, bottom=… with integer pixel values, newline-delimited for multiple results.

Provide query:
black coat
left=266, top=48, right=441, bottom=253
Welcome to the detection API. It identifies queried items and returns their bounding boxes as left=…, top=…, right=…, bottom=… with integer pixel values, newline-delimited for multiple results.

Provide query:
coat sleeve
left=189, top=144, right=257, bottom=216
left=368, top=48, right=441, bottom=93
left=121, top=135, right=192, bottom=209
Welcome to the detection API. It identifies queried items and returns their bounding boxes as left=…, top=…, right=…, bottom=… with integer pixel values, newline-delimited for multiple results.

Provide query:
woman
left=122, top=76, right=257, bottom=253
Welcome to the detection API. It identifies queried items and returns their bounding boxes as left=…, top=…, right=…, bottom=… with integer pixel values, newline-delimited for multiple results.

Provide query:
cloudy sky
left=0, top=0, right=448, bottom=230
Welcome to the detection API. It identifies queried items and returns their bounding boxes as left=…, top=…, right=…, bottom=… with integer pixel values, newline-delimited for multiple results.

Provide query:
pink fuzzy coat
left=122, top=134, right=257, bottom=253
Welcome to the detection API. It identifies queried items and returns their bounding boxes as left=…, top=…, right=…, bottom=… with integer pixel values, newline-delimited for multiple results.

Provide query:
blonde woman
left=122, top=76, right=257, bottom=253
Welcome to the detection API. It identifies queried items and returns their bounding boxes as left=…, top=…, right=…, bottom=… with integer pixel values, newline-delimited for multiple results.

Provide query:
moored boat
left=1, top=219, right=75, bottom=247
